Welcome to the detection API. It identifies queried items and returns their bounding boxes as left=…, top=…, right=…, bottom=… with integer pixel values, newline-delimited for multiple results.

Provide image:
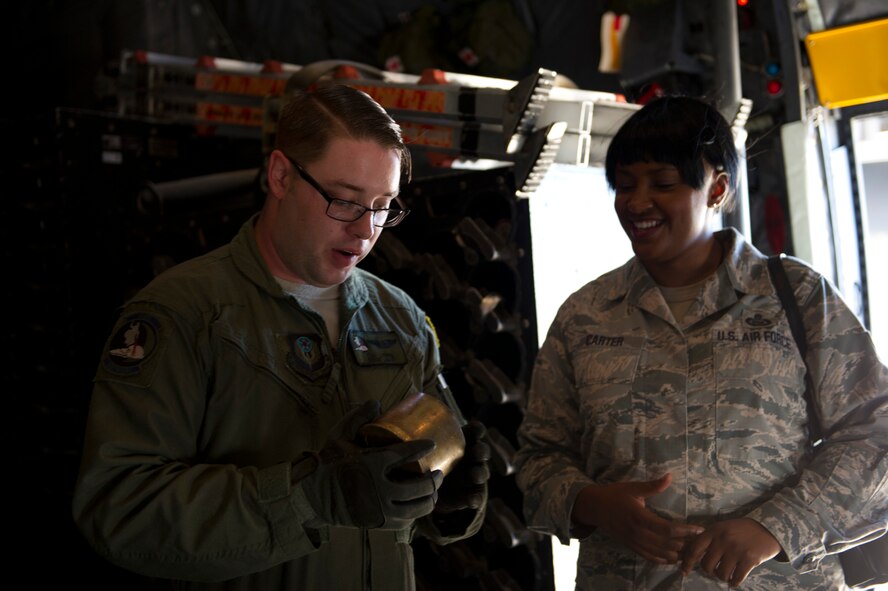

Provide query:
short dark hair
left=605, top=96, right=739, bottom=211
left=275, top=83, right=412, bottom=183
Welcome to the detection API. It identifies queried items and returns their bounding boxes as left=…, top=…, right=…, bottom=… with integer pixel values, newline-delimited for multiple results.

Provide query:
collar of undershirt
left=658, top=276, right=709, bottom=303
left=275, top=278, right=340, bottom=301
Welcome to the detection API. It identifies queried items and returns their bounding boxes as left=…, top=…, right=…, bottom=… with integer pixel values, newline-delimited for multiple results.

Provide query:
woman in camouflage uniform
left=516, top=96, right=887, bottom=590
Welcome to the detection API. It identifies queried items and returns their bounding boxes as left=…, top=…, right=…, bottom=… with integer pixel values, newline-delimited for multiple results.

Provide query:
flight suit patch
left=286, top=333, right=329, bottom=378
left=349, top=331, right=406, bottom=365
left=102, top=313, right=161, bottom=376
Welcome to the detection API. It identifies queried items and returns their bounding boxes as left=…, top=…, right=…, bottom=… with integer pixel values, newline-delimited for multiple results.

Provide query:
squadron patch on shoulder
left=103, top=314, right=160, bottom=376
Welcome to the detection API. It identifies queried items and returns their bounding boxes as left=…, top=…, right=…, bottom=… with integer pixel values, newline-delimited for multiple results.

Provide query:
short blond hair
left=275, top=83, right=412, bottom=183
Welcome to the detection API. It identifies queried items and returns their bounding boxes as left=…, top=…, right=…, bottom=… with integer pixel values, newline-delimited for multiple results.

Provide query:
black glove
left=435, top=419, right=491, bottom=513
left=302, top=400, right=444, bottom=530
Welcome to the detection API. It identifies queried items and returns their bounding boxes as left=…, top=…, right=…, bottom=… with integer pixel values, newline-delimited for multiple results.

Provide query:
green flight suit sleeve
left=415, top=314, right=487, bottom=543
left=72, top=302, right=325, bottom=583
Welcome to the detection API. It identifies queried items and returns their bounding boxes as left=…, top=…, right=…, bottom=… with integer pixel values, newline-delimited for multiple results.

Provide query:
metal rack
left=114, top=50, right=641, bottom=200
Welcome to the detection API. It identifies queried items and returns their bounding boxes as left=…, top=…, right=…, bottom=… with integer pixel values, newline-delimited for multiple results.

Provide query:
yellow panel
left=805, top=18, right=888, bottom=109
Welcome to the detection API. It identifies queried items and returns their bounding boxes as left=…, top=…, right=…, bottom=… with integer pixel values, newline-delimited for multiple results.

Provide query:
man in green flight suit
left=73, top=83, right=489, bottom=590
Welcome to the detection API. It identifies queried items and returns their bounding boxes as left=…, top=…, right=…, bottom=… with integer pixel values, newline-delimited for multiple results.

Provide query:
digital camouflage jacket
left=516, top=228, right=888, bottom=590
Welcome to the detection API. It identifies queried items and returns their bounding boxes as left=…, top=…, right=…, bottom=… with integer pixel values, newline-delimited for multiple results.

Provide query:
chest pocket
left=713, top=325, right=807, bottom=470
left=573, top=336, right=644, bottom=466
left=346, top=330, right=419, bottom=410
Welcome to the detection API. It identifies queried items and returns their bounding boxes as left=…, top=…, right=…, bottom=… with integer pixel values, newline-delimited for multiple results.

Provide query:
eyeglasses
left=282, top=153, right=410, bottom=228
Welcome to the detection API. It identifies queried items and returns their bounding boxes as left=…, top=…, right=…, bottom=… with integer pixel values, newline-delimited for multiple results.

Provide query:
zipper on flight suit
left=328, top=306, right=359, bottom=407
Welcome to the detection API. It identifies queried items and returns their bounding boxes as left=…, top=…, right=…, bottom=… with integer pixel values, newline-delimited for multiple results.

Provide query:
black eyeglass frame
left=281, top=153, right=410, bottom=228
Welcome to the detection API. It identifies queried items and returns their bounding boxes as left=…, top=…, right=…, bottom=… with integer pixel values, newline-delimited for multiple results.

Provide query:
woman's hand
left=572, top=473, right=704, bottom=564
left=680, top=517, right=782, bottom=587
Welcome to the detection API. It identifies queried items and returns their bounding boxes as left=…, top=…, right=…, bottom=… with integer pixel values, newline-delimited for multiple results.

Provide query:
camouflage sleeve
left=515, top=312, right=597, bottom=545
left=747, top=263, right=888, bottom=571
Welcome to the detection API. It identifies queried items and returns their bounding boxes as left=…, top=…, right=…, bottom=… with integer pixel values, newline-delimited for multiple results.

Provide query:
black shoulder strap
left=768, top=255, right=807, bottom=356
left=767, top=255, right=825, bottom=445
